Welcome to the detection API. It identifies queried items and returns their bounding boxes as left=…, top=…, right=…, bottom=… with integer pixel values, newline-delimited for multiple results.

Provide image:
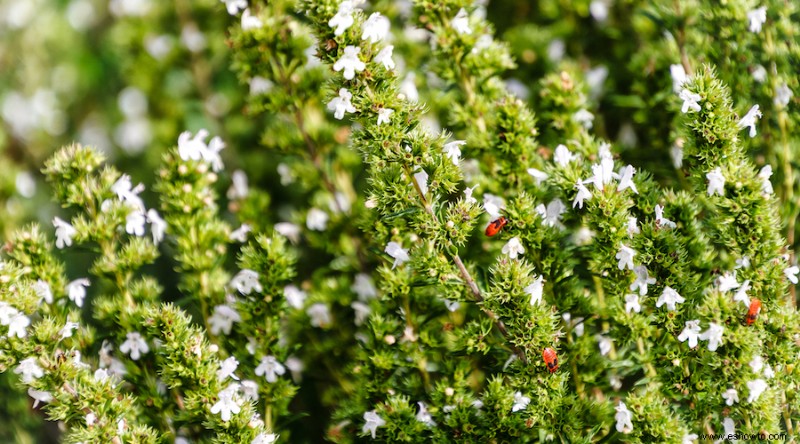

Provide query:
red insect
left=542, top=347, right=558, bottom=373
left=746, top=298, right=762, bottom=326
left=485, top=217, right=508, bottom=237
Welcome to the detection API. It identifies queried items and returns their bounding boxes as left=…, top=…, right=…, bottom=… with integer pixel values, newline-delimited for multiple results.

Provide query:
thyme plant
left=0, top=0, right=798, bottom=442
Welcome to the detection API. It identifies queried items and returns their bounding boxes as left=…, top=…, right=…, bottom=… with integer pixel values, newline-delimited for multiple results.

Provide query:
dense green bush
left=0, top=0, right=798, bottom=442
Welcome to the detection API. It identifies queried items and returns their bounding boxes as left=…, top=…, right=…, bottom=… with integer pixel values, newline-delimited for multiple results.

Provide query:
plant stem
left=402, top=164, right=528, bottom=364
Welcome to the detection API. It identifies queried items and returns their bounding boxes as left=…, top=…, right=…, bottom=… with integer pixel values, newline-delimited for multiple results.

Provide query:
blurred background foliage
left=0, top=0, right=797, bottom=441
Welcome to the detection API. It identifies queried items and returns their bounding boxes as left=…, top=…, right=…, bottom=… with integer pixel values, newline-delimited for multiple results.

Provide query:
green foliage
left=0, top=0, right=799, bottom=443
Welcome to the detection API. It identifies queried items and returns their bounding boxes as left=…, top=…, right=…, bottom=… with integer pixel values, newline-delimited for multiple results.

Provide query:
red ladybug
left=485, top=217, right=508, bottom=237
left=542, top=347, right=558, bottom=373
left=746, top=298, right=762, bottom=326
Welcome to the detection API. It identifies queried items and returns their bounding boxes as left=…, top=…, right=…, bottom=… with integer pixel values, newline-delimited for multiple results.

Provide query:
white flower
left=525, top=276, right=544, bottom=306
left=443, top=140, right=466, bottom=166
left=178, top=129, right=208, bottom=161
left=352, top=274, right=377, bottom=301
left=721, top=417, right=735, bottom=440
left=747, top=6, right=767, bottom=33
left=228, top=170, right=249, bottom=199
left=306, top=208, right=329, bottom=231
left=413, top=169, right=428, bottom=196
left=210, top=383, right=242, bottom=422
left=482, top=193, right=505, bottom=219
left=758, top=165, right=773, bottom=195
left=252, top=433, right=278, bottom=444
left=718, top=271, right=740, bottom=292
left=328, top=0, right=355, bottom=36
left=670, top=143, right=683, bottom=169
left=374, top=45, right=395, bottom=70
left=679, top=88, right=701, bottom=113
left=241, top=380, right=259, bottom=401
left=553, top=144, right=575, bottom=167
left=670, top=64, right=687, bottom=93
left=722, top=388, right=739, bottom=406
left=624, top=294, right=641, bottom=314
left=616, top=165, right=638, bottom=194
left=327, top=88, right=357, bottom=120
left=400, top=72, right=420, bottom=102
left=111, top=174, right=145, bottom=210
left=125, top=210, right=146, bottom=237
left=0, top=302, right=16, bottom=326
left=597, top=335, right=613, bottom=356
left=256, top=356, right=286, bottom=383
left=511, top=392, right=530, bottom=412
left=737, top=105, right=762, bottom=138
left=307, top=303, right=331, bottom=328
left=627, top=217, right=640, bottom=236
left=229, top=224, right=251, bottom=243
left=537, top=199, right=566, bottom=228
left=699, top=322, right=724, bottom=351
left=763, top=364, right=775, bottom=379
left=119, top=332, right=149, bottom=360
left=573, top=109, right=595, bottom=129
left=362, top=12, right=390, bottom=43
left=473, top=34, right=494, bottom=53
left=331, top=190, right=351, bottom=214
left=502, top=237, right=525, bottom=259
left=274, top=222, right=301, bottom=244
left=385, top=241, right=410, bottom=269
left=598, top=142, right=613, bottom=159
left=284, top=285, right=307, bottom=309
left=285, top=356, right=304, bottom=382
left=177, top=130, right=226, bottom=172
left=53, top=217, right=77, bottom=249
left=351, top=301, right=371, bottom=326
left=333, top=46, right=366, bottom=80
left=230, top=269, right=262, bottom=295
left=217, top=357, right=240, bottom=381
left=736, top=256, right=751, bottom=269
left=451, top=8, right=471, bottom=35
left=7, top=313, right=30, bottom=338
left=615, top=244, right=635, bottom=271
left=33, top=280, right=53, bottom=304
left=657, top=286, right=685, bottom=311
left=362, top=410, right=386, bottom=439
left=784, top=265, right=799, bottom=284
left=746, top=379, right=768, bottom=403
left=573, top=181, right=592, bottom=209
left=208, top=305, right=241, bottom=335
left=706, top=167, right=725, bottom=197
left=146, top=209, right=167, bottom=244
left=220, top=0, right=246, bottom=15
left=59, top=322, right=80, bottom=340
left=376, top=107, right=394, bottom=125
left=66, top=278, right=91, bottom=307
left=752, top=64, right=767, bottom=83
left=733, top=280, right=751, bottom=306
left=586, top=157, right=619, bottom=191
left=654, top=204, right=676, bottom=229
left=85, top=412, right=97, bottom=426
left=774, top=83, right=793, bottom=108
left=249, top=76, right=273, bottom=95
left=749, top=355, right=764, bottom=373
left=277, top=163, right=293, bottom=185
left=28, top=388, right=52, bottom=408
left=94, top=369, right=110, bottom=381
left=14, top=358, right=44, bottom=384
left=416, top=402, right=436, bottom=426
left=527, top=168, right=548, bottom=185
left=614, top=401, right=633, bottom=433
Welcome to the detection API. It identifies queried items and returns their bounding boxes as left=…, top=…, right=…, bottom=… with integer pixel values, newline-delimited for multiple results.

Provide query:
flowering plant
left=0, top=0, right=798, bottom=442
